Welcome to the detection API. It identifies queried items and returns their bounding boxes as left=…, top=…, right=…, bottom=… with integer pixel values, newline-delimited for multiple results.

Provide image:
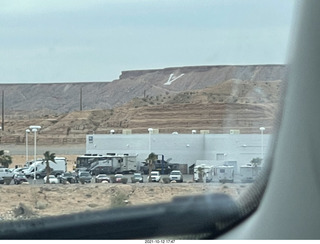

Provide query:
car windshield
left=0, top=0, right=296, bottom=240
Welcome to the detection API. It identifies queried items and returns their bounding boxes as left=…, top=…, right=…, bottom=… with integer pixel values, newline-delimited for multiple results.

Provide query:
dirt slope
left=0, top=65, right=284, bottom=145
left=0, top=183, right=248, bottom=221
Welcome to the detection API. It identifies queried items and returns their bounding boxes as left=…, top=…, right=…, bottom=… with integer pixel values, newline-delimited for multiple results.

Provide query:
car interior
left=1, top=0, right=320, bottom=240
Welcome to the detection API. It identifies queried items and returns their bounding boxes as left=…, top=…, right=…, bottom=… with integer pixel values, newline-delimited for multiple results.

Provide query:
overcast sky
left=0, top=0, right=296, bottom=83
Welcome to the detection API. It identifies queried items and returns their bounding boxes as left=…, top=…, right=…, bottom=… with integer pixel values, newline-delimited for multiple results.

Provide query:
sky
left=0, top=0, right=297, bottom=83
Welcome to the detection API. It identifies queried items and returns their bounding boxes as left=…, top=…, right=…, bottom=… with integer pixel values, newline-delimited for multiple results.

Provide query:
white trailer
left=216, top=165, right=234, bottom=183
left=119, top=154, right=140, bottom=174
left=240, top=163, right=262, bottom=182
left=193, top=164, right=213, bottom=182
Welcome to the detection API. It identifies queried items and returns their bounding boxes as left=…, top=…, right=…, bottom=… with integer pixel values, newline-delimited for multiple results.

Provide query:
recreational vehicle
left=75, top=153, right=139, bottom=174
left=193, top=164, right=213, bottom=182
left=216, top=165, right=234, bottom=183
left=240, top=163, right=262, bottom=183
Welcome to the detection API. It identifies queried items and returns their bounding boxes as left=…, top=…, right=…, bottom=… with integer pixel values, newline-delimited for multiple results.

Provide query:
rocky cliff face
left=0, top=65, right=286, bottom=145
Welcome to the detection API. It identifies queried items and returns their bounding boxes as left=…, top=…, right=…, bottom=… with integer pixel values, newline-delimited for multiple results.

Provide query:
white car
left=43, top=175, right=59, bottom=184
left=0, top=168, right=14, bottom=179
left=147, top=171, right=161, bottom=182
left=169, top=170, right=183, bottom=182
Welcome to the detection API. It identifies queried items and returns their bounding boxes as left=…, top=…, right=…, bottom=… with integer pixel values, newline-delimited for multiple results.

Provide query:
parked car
left=12, top=167, right=28, bottom=176
left=77, top=171, right=92, bottom=183
left=95, top=174, right=110, bottom=183
left=169, top=170, right=183, bottom=182
left=58, top=172, right=76, bottom=184
left=13, top=173, right=28, bottom=184
left=114, top=174, right=124, bottom=183
left=147, top=171, right=161, bottom=182
left=43, top=175, right=59, bottom=184
left=0, top=168, right=14, bottom=179
left=131, top=173, right=143, bottom=183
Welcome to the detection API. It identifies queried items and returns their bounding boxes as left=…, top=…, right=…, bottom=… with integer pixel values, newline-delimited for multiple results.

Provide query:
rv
left=89, top=159, right=113, bottom=175
left=216, top=165, right=234, bottom=183
left=193, top=164, right=213, bottom=182
left=240, top=163, right=262, bottom=182
left=24, top=157, right=67, bottom=179
left=76, top=153, right=139, bottom=174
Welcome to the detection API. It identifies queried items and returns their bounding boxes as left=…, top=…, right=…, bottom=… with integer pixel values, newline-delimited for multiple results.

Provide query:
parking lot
left=3, top=172, right=244, bottom=185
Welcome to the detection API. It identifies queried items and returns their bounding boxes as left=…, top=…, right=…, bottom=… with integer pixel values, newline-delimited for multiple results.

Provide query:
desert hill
left=0, top=65, right=286, bottom=145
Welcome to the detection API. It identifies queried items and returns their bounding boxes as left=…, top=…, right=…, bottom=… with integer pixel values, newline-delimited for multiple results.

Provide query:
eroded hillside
left=0, top=72, right=283, bottom=145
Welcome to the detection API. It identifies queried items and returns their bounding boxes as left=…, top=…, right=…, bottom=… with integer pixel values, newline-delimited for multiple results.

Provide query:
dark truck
left=141, top=159, right=173, bottom=175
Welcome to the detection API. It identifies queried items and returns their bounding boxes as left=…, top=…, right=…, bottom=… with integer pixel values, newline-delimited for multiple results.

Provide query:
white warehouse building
left=85, top=132, right=271, bottom=173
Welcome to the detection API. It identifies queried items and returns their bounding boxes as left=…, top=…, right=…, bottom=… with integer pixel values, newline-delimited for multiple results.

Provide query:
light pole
left=30, top=125, right=41, bottom=183
left=259, top=127, right=265, bottom=160
left=25, top=129, right=30, bottom=164
left=148, top=128, right=153, bottom=153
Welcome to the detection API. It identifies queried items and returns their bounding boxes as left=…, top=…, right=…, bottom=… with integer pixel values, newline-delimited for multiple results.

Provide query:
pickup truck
left=148, top=171, right=161, bottom=182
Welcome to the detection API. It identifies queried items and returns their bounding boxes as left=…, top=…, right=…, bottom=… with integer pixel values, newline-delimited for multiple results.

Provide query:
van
left=0, top=168, right=14, bottom=178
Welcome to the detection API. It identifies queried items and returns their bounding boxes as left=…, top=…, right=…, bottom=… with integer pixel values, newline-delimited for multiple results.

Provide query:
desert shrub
left=13, top=203, right=35, bottom=217
left=109, top=176, right=116, bottom=183
left=3, top=177, right=12, bottom=185
left=121, top=177, right=128, bottom=184
left=162, top=177, right=170, bottom=184
left=110, top=192, right=128, bottom=208
left=131, top=177, right=138, bottom=183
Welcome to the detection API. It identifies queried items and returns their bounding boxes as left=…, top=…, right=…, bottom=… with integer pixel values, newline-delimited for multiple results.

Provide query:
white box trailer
left=120, top=154, right=139, bottom=174
left=240, top=163, right=262, bottom=182
left=193, top=164, right=214, bottom=182
left=216, top=165, right=234, bottom=183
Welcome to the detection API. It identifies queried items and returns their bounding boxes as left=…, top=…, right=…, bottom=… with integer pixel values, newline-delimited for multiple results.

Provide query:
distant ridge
left=0, top=65, right=285, bottom=145
left=0, top=64, right=286, bottom=116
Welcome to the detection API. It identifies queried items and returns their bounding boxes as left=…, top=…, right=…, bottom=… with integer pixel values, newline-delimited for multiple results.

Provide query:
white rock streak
left=164, top=73, right=184, bottom=85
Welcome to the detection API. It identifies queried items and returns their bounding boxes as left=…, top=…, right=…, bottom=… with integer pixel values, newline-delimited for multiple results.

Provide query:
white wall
left=86, top=133, right=271, bottom=172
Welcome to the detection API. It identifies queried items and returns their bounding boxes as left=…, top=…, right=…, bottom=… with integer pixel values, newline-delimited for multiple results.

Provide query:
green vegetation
left=162, top=177, right=170, bottom=184
left=43, top=151, right=56, bottom=184
left=146, top=152, right=158, bottom=182
left=0, top=150, right=12, bottom=168
left=251, top=157, right=262, bottom=167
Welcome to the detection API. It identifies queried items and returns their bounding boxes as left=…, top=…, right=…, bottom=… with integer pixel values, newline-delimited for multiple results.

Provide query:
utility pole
left=80, top=87, right=83, bottom=111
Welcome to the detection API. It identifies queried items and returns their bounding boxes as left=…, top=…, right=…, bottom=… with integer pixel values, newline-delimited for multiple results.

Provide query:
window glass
left=0, top=0, right=295, bottom=223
